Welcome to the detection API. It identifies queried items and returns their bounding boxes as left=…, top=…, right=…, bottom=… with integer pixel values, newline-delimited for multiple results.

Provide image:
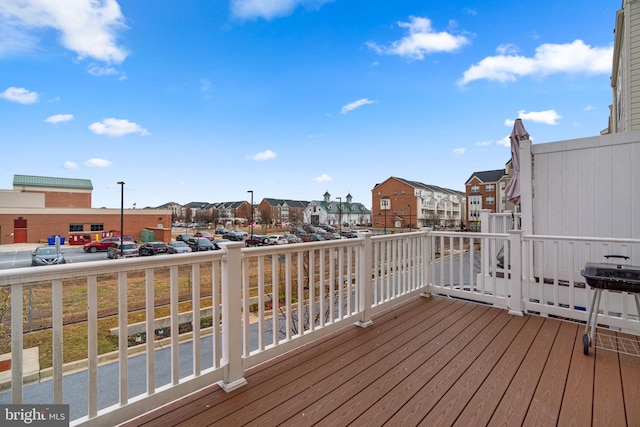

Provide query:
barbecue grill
left=581, top=255, right=640, bottom=356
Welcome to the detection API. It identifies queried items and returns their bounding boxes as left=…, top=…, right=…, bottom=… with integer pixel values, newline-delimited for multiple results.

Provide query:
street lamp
left=381, top=198, right=389, bottom=235
left=247, top=190, right=254, bottom=237
left=408, top=204, right=412, bottom=232
left=337, top=196, right=342, bottom=236
left=117, top=181, right=125, bottom=248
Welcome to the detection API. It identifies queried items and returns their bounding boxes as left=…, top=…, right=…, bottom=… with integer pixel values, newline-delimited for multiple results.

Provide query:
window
left=486, top=184, right=495, bottom=192
left=90, top=224, right=104, bottom=231
left=486, top=197, right=495, bottom=205
left=471, top=185, right=480, bottom=193
left=69, top=224, right=83, bottom=232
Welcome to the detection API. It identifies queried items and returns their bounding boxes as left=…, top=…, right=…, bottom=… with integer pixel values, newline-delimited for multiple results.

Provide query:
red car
left=194, top=231, right=215, bottom=241
left=83, top=236, right=135, bottom=253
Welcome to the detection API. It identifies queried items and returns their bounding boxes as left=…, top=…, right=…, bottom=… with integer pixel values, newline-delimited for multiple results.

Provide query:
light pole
left=247, top=190, right=254, bottom=237
left=337, top=196, right=342, bottom=236
left=117, top=181, right=125, bottom=247
left=408, top=204, right=412, bottom=232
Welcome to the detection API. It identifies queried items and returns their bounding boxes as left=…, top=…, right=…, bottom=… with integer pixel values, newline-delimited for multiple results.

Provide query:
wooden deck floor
left=122, top=295, right=640, bottom=427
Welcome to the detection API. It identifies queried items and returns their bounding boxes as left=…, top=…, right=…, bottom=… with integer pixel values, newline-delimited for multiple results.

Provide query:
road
left=0, top=246, right=130, bottom=270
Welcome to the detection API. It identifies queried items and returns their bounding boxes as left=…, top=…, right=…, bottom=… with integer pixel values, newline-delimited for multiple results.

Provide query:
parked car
left=266, top=235, right=289, bottom=245
left=176, top=233, right=193, bottom=242
left=341, top=230, right=358, bottom=238
left=317, top=224, right=337, bottom=233
left=139, top=242, right=173, bottom=256
left=167, top=241, right=192, bottom=253
left=31, top=246, right=66, bottom=266
left=222, top=231, right=245, bottom=241
left=303, top=234, right=325, bottom=242
left=83, top=236, right=134, bottom=253
left=186, top=237, right=219, bottom=251
left=215, top=227, right=229, bottom=235
left=194, top=231, right=215, bottom=241
left=245, top=234, right=270, bottom=247
left=107, top=242, right=139, bottom=259
left=283, top=233, right=302, bottom=244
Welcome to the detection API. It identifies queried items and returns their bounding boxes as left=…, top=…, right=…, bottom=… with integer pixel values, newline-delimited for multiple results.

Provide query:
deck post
left=356, top=234, right=374, bottom=327
left=508, top=230, right=524, bottom=316
left=421, top=228, right=432, bottom=297
left=218, top=242, right=248, bottom=392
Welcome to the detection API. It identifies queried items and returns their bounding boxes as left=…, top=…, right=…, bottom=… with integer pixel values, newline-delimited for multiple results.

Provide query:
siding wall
left=531, top=130, right=640, bottom=241
left=628, top=0, right=640, bottom=130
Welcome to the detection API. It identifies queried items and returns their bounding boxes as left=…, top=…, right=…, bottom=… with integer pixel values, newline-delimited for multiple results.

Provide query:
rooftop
left=13, top=174, right=93, bottom=190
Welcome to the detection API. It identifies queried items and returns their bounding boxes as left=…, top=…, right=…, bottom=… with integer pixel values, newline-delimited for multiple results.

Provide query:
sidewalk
left=0, top=243, right=58, bottom=252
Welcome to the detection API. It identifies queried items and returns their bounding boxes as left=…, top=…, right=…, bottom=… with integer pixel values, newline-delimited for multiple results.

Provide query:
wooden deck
left=122, top=295, right=640, bottom=427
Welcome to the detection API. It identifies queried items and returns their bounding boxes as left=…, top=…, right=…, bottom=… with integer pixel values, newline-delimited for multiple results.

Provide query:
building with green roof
left=303, top=192, right=371, bottom=227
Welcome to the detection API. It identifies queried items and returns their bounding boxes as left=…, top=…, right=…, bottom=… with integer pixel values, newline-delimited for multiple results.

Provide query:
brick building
left=0, top=175, right=172, bottom=244
left=464, top=168, right=511, bottom=231
left=258, top=198, right=309, bottom=227
left=372, top=177, right=465, bottom=231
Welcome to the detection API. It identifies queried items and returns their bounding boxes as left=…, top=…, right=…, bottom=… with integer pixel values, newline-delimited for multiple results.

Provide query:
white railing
left=521, top=234, right=640, bottom=331
left=1, top=229, right=639, bottom=425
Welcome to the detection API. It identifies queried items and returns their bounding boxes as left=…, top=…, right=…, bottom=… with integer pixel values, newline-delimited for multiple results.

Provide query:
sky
left=0, top=0, right=619, bottom=209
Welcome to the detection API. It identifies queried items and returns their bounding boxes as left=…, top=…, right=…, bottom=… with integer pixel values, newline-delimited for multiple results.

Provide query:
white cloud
left=584, top=105, right=595, bottom=111
left=0, top=0, right=128, bottom=64
left=496, top=43, right=518, bottom=55
left=63, top=161, right=78, bottom=169
left=45, top=113, right=73, bottom=124
left=341, top=98, right=376, bottom=114
left=453, top=148, right=466, bottom=155
left=0, top=86, right=38, bottom=104
left=88, top=118, right=149, bottom=137
left=367, top=16, right=470, bottom=60
left=475, top=140, right=492, bottom=147
left=88, top=63, right=125, bottom=79
left=497, top=135, right=511, bottom=147
left=459, top=40, right=612, bottom=86
left=250, top=149, right=277, bottom=161
left=84, top=158, right=112, bottom=168
left=231, top=0, right=333, bottom=20
left=506, top=109, right=562, bottom=126
left=313, top=174, right=333, bottom=183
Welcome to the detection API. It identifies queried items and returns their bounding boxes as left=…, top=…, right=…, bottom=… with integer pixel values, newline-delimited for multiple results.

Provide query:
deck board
left=593, top=329, right=627, bottom=427
left=121, top=295, right=640, bottom=427
left=454, top=314, right=546, bottom=427
left=523, top=320, right=576, bottom=426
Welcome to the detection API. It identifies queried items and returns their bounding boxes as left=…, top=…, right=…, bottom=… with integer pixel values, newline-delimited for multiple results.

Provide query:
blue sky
left=0, top=0, right=618, bottom=209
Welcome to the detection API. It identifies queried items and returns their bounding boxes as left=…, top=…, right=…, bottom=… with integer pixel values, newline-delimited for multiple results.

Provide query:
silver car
left=167, top=241, right=192, bottom=254
left=107, top=242, right=139, bottom=259
left=31, top=246, right=66, bottom=266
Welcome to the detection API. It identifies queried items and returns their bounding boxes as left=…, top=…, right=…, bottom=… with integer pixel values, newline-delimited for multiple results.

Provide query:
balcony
left=0, top=230, right=639, bottom=426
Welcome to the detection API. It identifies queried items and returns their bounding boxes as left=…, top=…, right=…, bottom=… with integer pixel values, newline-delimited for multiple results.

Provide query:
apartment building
left=372, top=177, right=465, bottom=231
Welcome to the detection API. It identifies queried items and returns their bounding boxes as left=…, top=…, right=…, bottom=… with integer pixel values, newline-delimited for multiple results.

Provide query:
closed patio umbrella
left=504, top=118, right=530, bottom=205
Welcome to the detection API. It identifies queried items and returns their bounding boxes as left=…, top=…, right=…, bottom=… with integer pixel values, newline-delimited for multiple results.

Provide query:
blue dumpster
left=48, top=235, right=66, bottom=245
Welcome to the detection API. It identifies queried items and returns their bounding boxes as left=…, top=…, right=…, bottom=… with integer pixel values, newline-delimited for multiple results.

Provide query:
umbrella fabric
left=505, top=118, right=529, bottom=205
